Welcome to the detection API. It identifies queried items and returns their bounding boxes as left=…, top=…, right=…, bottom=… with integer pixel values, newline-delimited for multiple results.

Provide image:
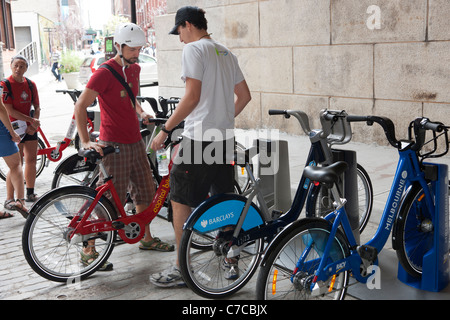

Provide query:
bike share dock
left=348, top=163, right=450, bottom=300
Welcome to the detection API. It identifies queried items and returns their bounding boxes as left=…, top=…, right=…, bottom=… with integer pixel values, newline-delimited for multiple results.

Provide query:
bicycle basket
left=320, top=110, right=352, bottom=145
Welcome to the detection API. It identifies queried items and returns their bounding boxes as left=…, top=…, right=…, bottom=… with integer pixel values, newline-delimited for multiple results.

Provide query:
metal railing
left=18, top=41, right=37, bottom=65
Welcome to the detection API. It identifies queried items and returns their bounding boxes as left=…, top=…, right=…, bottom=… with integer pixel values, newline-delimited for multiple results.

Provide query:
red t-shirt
left=87, top=59, right=141, bottom=144
left=1, top=76, right=39, bottom=122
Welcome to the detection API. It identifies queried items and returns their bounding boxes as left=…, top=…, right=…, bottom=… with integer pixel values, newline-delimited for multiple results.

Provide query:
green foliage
left=60, top=51, right=83, bottom=73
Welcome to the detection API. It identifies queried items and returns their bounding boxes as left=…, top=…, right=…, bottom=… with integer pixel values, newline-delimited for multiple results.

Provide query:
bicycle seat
left=303, top=161, right=348, bottom=187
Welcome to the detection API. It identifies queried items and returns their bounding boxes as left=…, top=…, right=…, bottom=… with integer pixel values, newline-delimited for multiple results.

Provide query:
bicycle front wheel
left=395, top=184, right=434, bottom=278
left=179, top=195, right=264, bottom=298
left=256, top=219, right=350, bottom=300
left=22, top=186, right=117, bottom=282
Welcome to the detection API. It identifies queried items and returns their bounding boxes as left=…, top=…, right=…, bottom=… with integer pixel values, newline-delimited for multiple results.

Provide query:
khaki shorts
left=98, top=139, right=155, bottom=211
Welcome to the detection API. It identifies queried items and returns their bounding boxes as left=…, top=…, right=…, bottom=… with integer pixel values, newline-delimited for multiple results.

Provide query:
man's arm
left=74, top=88, right=102, bottom=152
left=234, top=80, right=251, bottom=117
left=151, top=77, right=201, bottom=150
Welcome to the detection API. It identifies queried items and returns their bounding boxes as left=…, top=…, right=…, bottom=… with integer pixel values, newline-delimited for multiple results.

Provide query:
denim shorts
left=0, top=121, right=19, bottom=157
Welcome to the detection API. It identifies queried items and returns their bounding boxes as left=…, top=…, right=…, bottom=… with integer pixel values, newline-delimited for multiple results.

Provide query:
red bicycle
left=22, top=136, right=180, bottom=282
left=0, top=89, right=97, bottom=181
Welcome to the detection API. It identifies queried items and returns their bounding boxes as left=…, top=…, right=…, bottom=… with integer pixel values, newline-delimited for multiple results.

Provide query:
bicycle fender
left=259, top=217, right=330, bottom=267
left=185, top=193, right=264, bottom=233
left=54, top=153, right=97, bottom=175
left=391, top=183, right=419, bottom=251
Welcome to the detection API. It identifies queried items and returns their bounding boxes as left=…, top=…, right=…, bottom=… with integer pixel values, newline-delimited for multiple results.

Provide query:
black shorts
left=169, top=138, right=235, bottom=207
left=20, top=132, right=38, bottom=143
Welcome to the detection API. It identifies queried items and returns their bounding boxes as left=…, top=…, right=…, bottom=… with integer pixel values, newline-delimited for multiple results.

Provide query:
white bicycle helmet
left=113, top=23, right=146, bottom=82
left=114, top=23, right=146, bottom=50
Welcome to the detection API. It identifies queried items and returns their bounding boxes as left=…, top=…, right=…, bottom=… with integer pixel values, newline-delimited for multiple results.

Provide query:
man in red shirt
left=75, top=23, right=173, bottom=270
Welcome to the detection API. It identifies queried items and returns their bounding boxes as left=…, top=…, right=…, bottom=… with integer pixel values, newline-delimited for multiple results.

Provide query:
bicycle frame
left=68, top=143, right=179, bottom=245
left=37, top=114, right=93, bottom=162
left=310, top=143, right=436, bottom=286
left=186, top=125, right=343, bottom=251
left=37, top=89, right=95, bottom=162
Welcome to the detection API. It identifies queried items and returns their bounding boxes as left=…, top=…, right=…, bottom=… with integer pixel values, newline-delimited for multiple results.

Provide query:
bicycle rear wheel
left=0, top=137, right=46, bottom=181
left=22, top=186, right=117, bottom=282
left=256, top=219, right=350, bottom=300
left=306, top=163, right=373, bottom=233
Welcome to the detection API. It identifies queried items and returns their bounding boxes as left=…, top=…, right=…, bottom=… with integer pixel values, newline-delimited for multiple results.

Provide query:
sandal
left=139, top=237, right=174, bottom=252
left=0, top=211, right=14, bottom=219
left=80, top=250, right=113, bottom=271
left=14, top=199, right=28, bottom=219
left=4, top=199, right=16, bottom=211
left=26, top=193, right=39, bottom=202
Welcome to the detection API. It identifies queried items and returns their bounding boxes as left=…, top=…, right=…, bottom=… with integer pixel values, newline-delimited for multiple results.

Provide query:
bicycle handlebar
left=346, top=115, right=399, bottom=148
left=268, top=109, right=311, bottom=135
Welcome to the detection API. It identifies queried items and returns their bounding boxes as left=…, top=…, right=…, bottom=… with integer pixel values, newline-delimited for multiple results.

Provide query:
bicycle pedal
left=357, top=245, right=378, bottom=262
left=112, top=221, right=125, bottom=230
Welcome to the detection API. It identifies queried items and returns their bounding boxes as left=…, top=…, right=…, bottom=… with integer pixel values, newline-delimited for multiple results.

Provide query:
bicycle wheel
left=256, top=218, right=350, bottom=300
left=51, top=153, right=98, bottom=189
left=395, top=184, right=433, bottom=278
left=306, top=163, right=373, bottom=233
left=22, top=186, right=117, bottom=282
left=0, top=137, right=46, bottom=181
left=179, top=194, right=264, bottom=298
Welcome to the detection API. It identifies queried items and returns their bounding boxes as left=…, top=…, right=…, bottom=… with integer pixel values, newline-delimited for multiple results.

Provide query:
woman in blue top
left=0, top=89, right=28, bottom=218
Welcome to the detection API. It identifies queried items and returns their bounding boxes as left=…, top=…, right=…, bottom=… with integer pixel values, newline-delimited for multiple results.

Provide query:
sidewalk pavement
left=0, top=71, right=449, bottom=301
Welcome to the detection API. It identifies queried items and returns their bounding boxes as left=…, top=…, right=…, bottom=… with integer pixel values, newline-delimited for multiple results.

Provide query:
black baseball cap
left=169, top=6, right=205, bottom=35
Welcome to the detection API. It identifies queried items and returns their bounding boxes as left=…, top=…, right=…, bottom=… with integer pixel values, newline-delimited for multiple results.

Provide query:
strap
left=1, top=78, right=34, bottom=102
left=24, top=77, right=35, bottom=103
left=2, top=79, right=13, bottom=100
left=99, top=64, right=136, bottom=108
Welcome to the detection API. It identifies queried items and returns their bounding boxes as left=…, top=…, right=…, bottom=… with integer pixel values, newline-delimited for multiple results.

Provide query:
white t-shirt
left=181, top=38, right=245, bottom=142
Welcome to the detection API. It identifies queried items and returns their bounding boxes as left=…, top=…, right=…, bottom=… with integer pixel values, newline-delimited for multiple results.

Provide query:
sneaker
left=150, top=266, right=185, bottom=287
left=222, top=258, right=239, bottom=280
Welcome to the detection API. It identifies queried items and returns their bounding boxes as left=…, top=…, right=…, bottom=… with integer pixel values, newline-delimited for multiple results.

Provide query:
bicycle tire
left=0, top=137, right=46, bottom=181
left=306, top=163, right=373, bottom=233
left=256, top=218, right=350, bottom=300
left=394, top=183, right=434, bottom=278
left=179, top=194, right=264, bottom=298
left=22, top=186, right=117, bottom=282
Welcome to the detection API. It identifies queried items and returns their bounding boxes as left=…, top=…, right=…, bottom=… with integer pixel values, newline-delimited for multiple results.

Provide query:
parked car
left=78, top=53, right=158, bottom=86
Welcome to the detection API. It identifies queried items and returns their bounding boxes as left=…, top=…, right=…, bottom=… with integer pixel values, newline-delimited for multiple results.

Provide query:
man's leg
left=171, top=200, right=192, bottom=265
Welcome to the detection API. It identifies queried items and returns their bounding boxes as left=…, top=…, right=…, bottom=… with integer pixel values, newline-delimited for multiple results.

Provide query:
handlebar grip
left=78, top=146, right=119, bottom=163
left=268, top=109, right=287, bottom=115
left=346, top=115, right=369, bottom=122
left=166, top=99, right=180, bottom=104
left=422, top=119, right=444, bottom=132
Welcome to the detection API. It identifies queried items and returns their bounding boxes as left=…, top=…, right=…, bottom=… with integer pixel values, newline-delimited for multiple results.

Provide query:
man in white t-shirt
left=150, top=6, right=251, bottom=287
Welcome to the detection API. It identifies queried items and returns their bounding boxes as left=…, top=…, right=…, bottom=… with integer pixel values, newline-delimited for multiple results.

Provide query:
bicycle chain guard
left=117, top=219, right=145, bottom=244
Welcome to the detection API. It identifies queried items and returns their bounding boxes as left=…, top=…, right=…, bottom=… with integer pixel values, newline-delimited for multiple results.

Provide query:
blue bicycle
left=178, top=109, right=373, bottom=298
left=256, top=115, right=449, bottom=300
